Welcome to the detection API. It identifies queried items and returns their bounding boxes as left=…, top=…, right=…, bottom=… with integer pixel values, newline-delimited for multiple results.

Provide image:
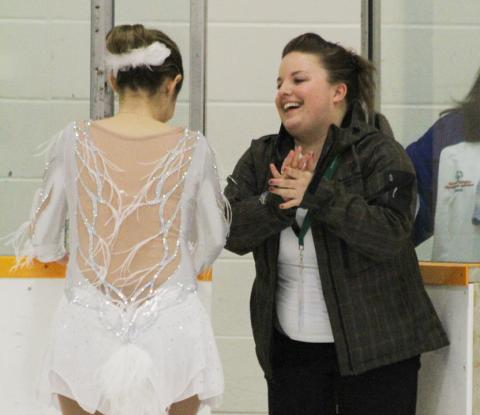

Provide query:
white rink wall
left=1, top=1, right=480, bottom=414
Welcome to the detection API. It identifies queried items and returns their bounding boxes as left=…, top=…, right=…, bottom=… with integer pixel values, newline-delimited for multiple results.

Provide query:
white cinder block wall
left=1, top=1, right=479, bottom=414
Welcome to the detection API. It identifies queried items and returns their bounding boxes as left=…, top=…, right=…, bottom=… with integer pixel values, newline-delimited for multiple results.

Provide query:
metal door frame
left=361, top=0, right=381, bottom=112
left=90, top=0, right=114, bottom=120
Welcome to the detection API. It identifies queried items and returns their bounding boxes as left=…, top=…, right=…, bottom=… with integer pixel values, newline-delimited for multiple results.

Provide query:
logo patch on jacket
left=371, top=170, right=414, bottom=214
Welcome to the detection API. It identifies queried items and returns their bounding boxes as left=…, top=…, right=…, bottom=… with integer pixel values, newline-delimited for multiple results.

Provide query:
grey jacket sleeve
left=301, top=138, right=416, bottom=260
left=224, top=144, right=295, bottom=255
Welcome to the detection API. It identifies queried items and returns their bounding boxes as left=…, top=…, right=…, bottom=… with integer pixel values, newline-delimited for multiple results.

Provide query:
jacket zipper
left=314, top=136, right=355, bottom=372
left=310, top=139, right=355, bottom=372
left=340, top=239, right=349, bottom=269
left=322, top=226, right=354, bottom=373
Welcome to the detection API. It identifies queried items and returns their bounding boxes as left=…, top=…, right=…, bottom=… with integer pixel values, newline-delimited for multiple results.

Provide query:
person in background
left=406, top=68, right=480, bottom=261
left=4, top=24, right=229, bottom=415
left=224, top=32, right=448, bottom=415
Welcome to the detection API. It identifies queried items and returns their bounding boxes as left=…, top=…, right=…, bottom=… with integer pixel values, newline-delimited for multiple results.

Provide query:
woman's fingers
left=283, top=147, right=303, bottom=171
left=296, top=152, right=314, bottom=171
left=270, top=167, right=313, bottom=208
left=270, top=167, right=312, bottom=193
left=270, top=152, right=314, bottom=209
left=284, top=166, right=311, bottom=180
left=281, top=150, right=294, bottom=174
left=269, top=186, right=297, bottom=200
left=281, top=147, right=316, bottom=173
left=270, top=163, right=282, bottom=178
left=291, top=146, right=303, bottom=169
left=269, top=156, right=314, bottom=209
left=269, top=178, right=297, bottom=189
left=280, top=199, right=301, bottom=209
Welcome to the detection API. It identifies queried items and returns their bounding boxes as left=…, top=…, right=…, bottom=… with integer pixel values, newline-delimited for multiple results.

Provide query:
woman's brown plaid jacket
left=224, top=104, right=448, bottom=377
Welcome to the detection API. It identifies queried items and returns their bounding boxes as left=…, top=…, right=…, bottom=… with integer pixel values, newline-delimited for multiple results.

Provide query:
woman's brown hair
left=106, top=24, right=183, bottom=96
left=282, top=33, right=376, bottom=116
left=441, top=68, right=480, bottom=142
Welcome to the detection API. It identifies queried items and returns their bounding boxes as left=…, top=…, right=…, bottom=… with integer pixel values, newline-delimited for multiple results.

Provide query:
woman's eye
left=294, top=78, right=305, bottom=84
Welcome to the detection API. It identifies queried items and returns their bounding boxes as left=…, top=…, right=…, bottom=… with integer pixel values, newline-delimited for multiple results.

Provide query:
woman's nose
left=278, top=82, right=292, bottom=96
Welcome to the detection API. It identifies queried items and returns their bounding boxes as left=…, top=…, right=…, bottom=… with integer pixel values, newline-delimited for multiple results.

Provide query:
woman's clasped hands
left=269, top=146, right=315, bottom=209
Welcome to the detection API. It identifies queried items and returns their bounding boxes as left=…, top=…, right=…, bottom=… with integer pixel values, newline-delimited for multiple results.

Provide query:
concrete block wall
left=1, top=1, right=479, bottom=414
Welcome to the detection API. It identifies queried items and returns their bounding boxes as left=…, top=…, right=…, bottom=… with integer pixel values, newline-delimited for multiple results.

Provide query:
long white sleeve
left=6, top=130, right=68, bottom=266
left=192, top=142, right=229, bottom=274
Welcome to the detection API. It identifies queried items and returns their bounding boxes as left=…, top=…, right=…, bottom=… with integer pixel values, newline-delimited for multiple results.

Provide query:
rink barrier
left=0, top=256, right=213, bottom=281
left=418, top=261, right=480, bottom=286
left=1, top=256, right=478, bottom=285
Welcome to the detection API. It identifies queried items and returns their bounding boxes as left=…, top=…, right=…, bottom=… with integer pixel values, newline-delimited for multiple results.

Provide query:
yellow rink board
left=1, top=256, right=479, bottom=286
left=0, top=256, right=213, bottom=281
left=419, top=261, right=480, bottom=286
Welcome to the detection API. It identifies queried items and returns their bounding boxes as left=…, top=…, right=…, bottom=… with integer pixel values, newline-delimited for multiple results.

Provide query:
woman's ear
left=108, top=74, right=119, bottom=92
left=167, top=74, right=183, bottom=96
left=333, top=83, right=347, bottom=103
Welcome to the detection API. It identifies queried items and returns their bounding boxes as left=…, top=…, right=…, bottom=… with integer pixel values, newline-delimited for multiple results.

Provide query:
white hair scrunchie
left=105, top=41, right=171, bottom=77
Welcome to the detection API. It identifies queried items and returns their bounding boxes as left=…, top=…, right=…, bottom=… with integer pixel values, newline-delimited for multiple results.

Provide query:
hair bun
left=105, top=25, right=184, bottom=96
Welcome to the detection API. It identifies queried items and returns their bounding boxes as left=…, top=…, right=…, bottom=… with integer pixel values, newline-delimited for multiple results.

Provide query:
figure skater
left=5, top=24, right=229, bottom=415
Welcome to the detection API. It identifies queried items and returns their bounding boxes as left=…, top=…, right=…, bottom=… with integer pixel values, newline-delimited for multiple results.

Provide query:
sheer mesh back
left=74, top=122, right=197, bottom=307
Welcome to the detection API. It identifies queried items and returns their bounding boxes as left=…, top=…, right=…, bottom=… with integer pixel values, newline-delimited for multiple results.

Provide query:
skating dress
left=7, top=120, right=229, bottom=415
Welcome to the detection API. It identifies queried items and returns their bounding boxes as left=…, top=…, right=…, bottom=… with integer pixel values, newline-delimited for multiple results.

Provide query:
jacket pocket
left=340, top=239, right=379, bottom=276
left=337, top=172, right=365, bottom=195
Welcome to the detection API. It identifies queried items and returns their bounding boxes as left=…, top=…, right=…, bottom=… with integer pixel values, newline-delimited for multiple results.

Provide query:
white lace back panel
left=76, top=122, right=198, bottom=300
left=7, top=121, right=229, bottom=342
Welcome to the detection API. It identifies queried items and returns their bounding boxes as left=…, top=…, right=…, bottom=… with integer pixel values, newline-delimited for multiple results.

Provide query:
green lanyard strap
left=291, top=155, right=340, bottom=247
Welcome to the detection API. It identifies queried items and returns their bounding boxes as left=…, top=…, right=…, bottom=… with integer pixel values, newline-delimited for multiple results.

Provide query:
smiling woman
left=224, top=32, right=448, bottom=415
left=275, top=52, right=347, bottom=160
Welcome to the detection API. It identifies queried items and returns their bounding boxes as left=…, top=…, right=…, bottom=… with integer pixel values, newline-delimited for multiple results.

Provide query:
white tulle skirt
left=38, top=291, right=223, bottom=415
